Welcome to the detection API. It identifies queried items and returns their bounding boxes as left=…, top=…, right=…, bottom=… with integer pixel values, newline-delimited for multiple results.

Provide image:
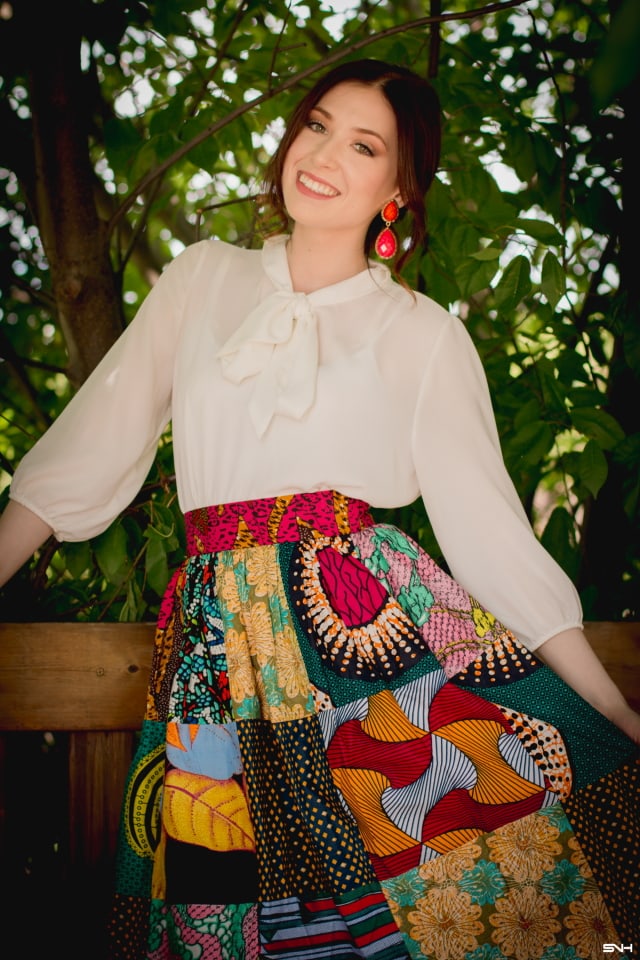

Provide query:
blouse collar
left=217, top=235, right=395, bottom=437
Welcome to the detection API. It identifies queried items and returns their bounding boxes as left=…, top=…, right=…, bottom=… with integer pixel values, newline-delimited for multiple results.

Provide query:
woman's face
left=281, top=81, right=401, bottom=241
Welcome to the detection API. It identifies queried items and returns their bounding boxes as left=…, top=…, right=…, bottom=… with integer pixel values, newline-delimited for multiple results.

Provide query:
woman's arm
left=5, top=242, right=212, bottom=547
left=0, top=500, right=54, bottom=589
left=537, top=626, right=640, bottom=745
left=411, top=313, right=585, bottom=650
left=409, top=314, right=640, bottom=746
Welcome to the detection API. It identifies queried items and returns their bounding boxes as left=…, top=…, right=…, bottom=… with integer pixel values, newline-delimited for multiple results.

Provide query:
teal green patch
left=113, top=718, right=165, bottom=896
left=463, top=666, right=637, bottom=789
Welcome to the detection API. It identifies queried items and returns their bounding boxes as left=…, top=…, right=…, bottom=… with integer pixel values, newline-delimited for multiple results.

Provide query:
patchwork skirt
left=108, top=490, right=639, bottom=959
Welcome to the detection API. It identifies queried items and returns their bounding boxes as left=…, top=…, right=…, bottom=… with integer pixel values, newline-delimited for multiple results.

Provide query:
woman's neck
left=285, top=227, right=369, bottom=294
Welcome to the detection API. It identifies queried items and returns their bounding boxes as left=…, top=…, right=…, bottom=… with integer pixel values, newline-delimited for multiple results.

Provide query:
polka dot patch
left=237, top=715, right=377, bottom=900
left=564, top=759, right=640, bottom=942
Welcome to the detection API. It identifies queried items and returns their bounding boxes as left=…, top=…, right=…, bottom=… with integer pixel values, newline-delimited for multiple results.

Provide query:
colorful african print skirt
left=108, top=490, right=639, bottom=959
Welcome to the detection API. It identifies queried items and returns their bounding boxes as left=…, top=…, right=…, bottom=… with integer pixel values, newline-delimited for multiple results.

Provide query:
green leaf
left=540, top=506, right=580, bottom=580
left=449, top=164, right=516, bottom=229
left=61, top=541, right=92, bottom=580
left=577, top=439, right=608, bottom=497
left=532, top=135, right=561, bottom=178
left=470, top=245, right=502, bottom=262
left=503, top=124, right=537, bottom=182
left=590, top=0, right=640, bottom=108
left=146, top=503, right=179, bottom=550
left=151, top=0, right=189, bottom=38
left=571, top=407, right=625, bottom=449
left=455, top=256, right=498, bottom=299
left=567, top=385, right=607, bottom=408
left=145, top=531, right=170, bottom=596
left=149, top=97, right=189, bottom=137
left=94, top=523, right=129, bottom=586
left=120, top=577, right=146, bottom=623
left=579, top=181, right=621, bottom=234
left=514, top=218, right=563, bottom=245
left=508, top=420, right=555, bottom=465
left=556, top=350, right=589, bottom=386
left=127, top=134, right=180, bottom=184
left=536, top=357, right=570, bottom=416
left=103, top=117, right=144, bottom=179
left=513, top=397, right=545, bottom=430
left=493, top=256, right=532, bottom=310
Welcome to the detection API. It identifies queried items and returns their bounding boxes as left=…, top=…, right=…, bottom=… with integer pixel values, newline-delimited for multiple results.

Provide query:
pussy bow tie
left=217, top=288, right=318, bottom=438
left=216, top=235, right=395, bottom=438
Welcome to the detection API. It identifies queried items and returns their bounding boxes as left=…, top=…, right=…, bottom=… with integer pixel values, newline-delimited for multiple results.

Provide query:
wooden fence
left=0, top=620, right=638, bottom=956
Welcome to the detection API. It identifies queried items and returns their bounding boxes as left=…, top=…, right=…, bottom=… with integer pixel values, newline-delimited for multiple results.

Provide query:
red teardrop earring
left=374, top=199, right=400, bottom=259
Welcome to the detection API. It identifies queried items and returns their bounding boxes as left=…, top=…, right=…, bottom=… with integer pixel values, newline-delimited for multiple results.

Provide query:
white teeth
left=298, top=172, right=338, bottom=196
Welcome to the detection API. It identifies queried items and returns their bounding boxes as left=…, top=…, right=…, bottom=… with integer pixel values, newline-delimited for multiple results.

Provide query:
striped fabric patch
left=259, top=887, right=409, bottom=958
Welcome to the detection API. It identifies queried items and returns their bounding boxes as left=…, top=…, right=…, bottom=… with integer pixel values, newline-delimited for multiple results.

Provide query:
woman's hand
left=607, top=701, right=640, bottom=746
left=536, top=626, right=640, bottom=746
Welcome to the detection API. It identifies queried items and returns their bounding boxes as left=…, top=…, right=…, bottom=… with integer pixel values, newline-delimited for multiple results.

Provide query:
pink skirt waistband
left=184, top=490, right=374, bottom=554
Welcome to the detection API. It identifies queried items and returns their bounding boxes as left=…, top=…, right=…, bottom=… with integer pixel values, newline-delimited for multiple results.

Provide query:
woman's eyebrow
left=311, top=104, right=388, bottom=147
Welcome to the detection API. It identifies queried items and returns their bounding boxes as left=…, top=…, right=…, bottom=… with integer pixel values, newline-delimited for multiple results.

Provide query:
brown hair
left=260, top=58, right=441, bottom=277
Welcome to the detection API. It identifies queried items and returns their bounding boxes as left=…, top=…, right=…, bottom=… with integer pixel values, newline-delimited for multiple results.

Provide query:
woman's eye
left=307, top=119, right=325, bottom=133
left=354, top=142, right=374, bottom=157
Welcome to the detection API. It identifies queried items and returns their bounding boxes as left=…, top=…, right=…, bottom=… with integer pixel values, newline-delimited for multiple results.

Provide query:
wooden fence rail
left=0, top=620, right=638, bottom=956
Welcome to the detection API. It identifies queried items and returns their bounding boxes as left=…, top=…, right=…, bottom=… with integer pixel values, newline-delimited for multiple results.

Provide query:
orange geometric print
left=325, top=678, right=549, bottom=876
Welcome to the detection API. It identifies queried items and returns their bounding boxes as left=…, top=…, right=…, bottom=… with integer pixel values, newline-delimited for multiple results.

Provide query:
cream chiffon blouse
left=10, top=234, right=583, bottom=650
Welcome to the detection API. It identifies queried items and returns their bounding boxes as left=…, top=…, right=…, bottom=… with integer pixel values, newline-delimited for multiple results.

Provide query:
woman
left=1, top=59, right=638, bottom=959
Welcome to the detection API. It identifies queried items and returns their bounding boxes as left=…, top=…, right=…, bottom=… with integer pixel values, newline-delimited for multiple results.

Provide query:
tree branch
left=188, top=0, right=253, bottom=114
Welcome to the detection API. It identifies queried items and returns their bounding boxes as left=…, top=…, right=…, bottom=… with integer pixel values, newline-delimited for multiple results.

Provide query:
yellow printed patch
left=162, top=768, right=255, bottom=852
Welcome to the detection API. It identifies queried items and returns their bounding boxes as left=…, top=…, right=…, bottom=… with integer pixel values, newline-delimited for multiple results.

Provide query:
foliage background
left=1, top=0, right=639, bottom=624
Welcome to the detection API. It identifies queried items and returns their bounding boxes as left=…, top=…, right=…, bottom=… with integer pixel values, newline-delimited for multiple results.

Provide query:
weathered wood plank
left=68, top=730, right=137, bottom=866
left=584, top=620, right=640, bottom=712
left=0, top=622, right=154, bottom=730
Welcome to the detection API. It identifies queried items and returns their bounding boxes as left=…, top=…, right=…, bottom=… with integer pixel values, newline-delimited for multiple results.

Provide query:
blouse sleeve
left=411, top=312, right=583, bottom=651
left=9, top=241, right=206, bottom=542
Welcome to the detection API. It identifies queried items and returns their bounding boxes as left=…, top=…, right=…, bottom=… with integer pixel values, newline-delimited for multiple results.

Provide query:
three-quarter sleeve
left=9, top=241, right=206, bottom=542
left=411, top=313, right=583, bottom=650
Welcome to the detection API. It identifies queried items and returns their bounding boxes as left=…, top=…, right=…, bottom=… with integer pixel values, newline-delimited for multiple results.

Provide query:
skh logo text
left=603, top=946, right=634, bottom=955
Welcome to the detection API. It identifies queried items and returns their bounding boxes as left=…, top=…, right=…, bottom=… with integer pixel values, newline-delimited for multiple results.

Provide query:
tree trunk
left=579, top=43, right=640, bottom=619
left=26, top=0, right=123, bottom=387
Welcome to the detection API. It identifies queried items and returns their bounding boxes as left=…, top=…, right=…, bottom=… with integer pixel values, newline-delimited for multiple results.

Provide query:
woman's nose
left=311, top=135, right=338, bottom=166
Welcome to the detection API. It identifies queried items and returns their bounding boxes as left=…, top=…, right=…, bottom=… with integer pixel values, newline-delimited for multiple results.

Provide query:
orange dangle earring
left=374, top=199, right=400, bottom=259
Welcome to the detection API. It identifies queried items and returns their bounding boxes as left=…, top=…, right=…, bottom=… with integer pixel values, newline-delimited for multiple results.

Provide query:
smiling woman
left=279, top=82, right=402, bottom=290
left=262, top=58, right=440, bottom=286
left=0, top=57, right=638, bottom=960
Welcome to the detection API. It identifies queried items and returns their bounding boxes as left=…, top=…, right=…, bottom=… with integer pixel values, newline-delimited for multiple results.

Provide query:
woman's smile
left=296, top=171, right=340, bottom=198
